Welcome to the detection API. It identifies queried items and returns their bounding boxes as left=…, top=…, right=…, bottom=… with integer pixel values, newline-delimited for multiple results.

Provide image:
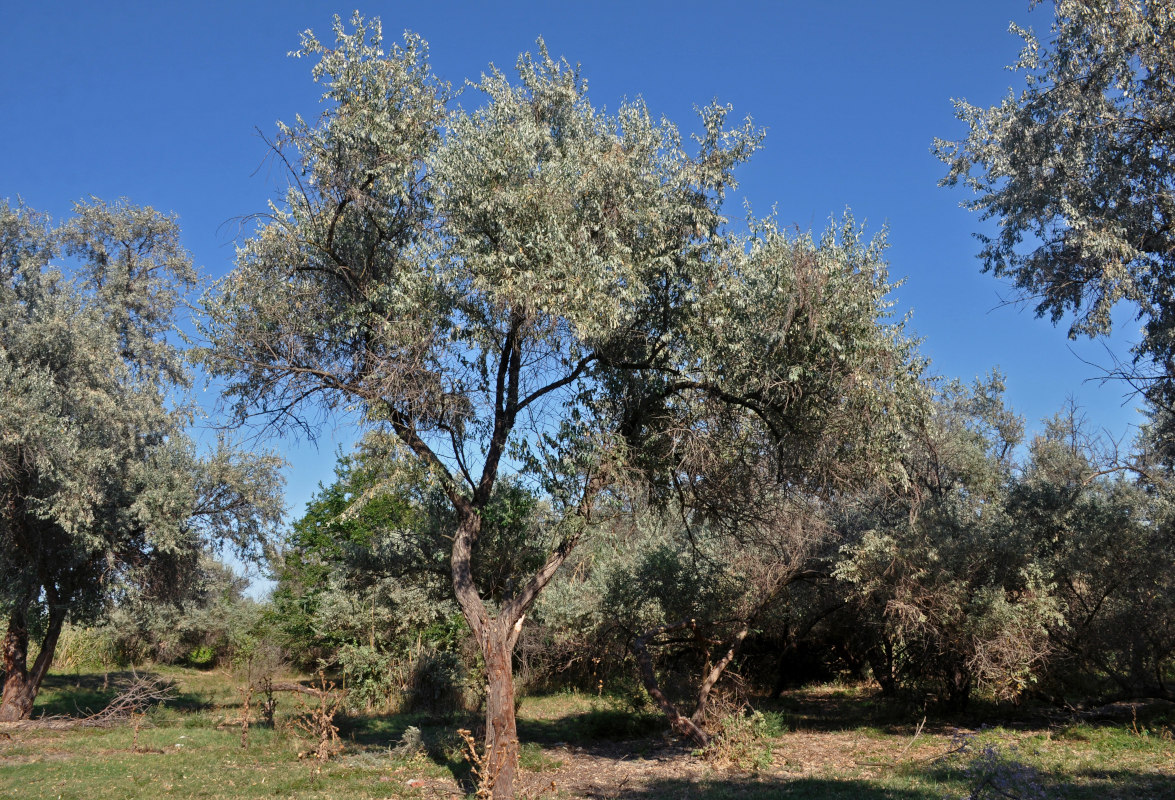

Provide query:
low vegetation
left=1, top=667, right=1171, bottom=799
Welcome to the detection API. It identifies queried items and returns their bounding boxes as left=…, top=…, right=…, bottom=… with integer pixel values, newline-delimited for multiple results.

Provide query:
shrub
left=403, top=648, right=467, bottom=714
left=700, top=708, right=777, bottom=771
left=951, top=735, right=1048, bottom=800
left=188, top=645, right=216, bottom=668
left=53, top=624, right=122, bottom=671
left=336, top=643, right=395, bottom=711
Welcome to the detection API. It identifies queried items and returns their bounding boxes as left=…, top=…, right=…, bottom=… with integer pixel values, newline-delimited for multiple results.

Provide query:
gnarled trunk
left=0, top=600, right=65, bottom=721
left=448, top=497, right=579, bottom=800
left=451, top=509, right=524, bottom=799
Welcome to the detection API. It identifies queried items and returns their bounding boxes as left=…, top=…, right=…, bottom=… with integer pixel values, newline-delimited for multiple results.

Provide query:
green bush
left=701, top=709, right=777, bottom=771
left=337, top=643, right=395, bottom=710
left=403, top=648, right=467, bottom=714
left=54, top=624, right=122, bottom=671
left=188, top=645, right=216, bottom=668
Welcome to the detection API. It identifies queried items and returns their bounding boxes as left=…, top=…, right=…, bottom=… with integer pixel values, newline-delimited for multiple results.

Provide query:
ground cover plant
left=2, top=666, right=1172, bottom=799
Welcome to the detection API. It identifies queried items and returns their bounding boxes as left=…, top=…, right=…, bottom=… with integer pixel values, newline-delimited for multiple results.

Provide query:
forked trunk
left=691, top=624, right=749, bottom=726
left=451, top=509, right=523, bottom=798
left=0, top=602, right=64, bottom=722
left=446, top=468, right=584, bottom=798
left=633, top=621, right=709, bottom=747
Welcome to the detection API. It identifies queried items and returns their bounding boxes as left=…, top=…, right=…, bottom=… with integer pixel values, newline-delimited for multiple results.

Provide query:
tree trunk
left=482, top=622, right=519, bottom=799
left=0, top=604, right=32, bottom=722
left=633, top=622, right=709, bottom=747
left=0, top=600, right=64, bottom=722
left=868, top=636, right=898, bottom=697
left=445, top=466, right=585, bottom=798
left=451, top=509, right=522, bottom=799
left=691, top=624, right=749, bottom=726
left=946, top=664, right=972, bottom=711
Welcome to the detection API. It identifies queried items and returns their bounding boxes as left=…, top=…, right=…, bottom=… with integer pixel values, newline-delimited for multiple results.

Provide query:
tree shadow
left=618, top=766, right=1175, bottom=800
left=602, top=776, right=937, bottom=799
left=333, top=710, right=479, bottom=788
left=518, top=708, right=668, bottom=747
left=1059, top=767, right=1175, bottom=799
left=33, top=670, right=208, bottom=717
left=754, top=687, right=1175, bottom=738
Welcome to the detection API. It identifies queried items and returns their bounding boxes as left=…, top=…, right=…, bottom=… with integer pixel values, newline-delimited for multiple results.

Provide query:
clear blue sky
left=0, top=1, right=1145, bottom=533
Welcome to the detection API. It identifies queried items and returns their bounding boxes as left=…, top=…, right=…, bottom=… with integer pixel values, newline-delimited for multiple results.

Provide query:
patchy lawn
left=1, top=668, right=1172, bottom=799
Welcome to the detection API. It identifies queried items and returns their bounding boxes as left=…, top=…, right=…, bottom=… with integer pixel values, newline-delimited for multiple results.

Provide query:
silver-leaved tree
left=202, top=17, right=920, bottom=797
left=936, top=0, right=1175, bottom=416
left=0, top=199, right=283, bottom=721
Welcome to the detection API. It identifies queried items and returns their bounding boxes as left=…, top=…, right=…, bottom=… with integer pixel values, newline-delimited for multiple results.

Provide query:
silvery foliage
left=0, top=199, right=283, bottom=622
left=203, top=20, right=922, bottom=784
left=203, top=15, right=920, bottom=519
left=835, top=375, right=1063, bottom=704
left=1012, top=407, right=1175, bottom=696
left=937, top=0, right=1175, bottom=381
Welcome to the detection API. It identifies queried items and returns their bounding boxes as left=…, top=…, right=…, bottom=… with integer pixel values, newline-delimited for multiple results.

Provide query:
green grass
left=517, top=690, right=667, bottom=743
left=2, top=669, right=1172, bottom=799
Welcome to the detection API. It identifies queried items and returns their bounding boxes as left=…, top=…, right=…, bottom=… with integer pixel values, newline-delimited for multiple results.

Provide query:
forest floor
left=1, top=667, right=1173, bottom=799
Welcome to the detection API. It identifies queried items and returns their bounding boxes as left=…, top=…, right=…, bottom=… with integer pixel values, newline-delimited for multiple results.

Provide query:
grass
left=518, top=690, right=667, bottom=744
left=1, top=669, right=1172, bottom=799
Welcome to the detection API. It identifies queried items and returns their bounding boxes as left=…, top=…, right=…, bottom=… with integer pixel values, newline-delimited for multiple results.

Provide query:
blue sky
left=1, top=1, right=1146, bottom=534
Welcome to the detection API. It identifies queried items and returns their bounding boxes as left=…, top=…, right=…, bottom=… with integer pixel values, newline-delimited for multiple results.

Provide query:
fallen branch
left=0, top=675, right=174, bottom=731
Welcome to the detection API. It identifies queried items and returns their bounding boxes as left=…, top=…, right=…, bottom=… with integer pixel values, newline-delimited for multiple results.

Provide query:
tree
left=936, top=0, right=1175, bottom=412
left=602, top=495, right=828, bottom=746
left=835, top=375, right=1063, bottom=708
left=202, top=17, right=919, bottom=796
left=1011, top=408, right=1175, bottom=700
left=0, top=199, right=283, bottom=721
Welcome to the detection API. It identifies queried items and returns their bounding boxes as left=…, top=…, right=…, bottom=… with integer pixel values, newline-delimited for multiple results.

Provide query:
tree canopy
left=936, top=0, right=1175, bottom=411
left=0, top=199, right=284, bottom=721
left=202, top=16, right=921, bottom=796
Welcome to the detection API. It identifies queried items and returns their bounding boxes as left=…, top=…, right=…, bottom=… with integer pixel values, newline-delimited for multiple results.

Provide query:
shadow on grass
left=337, top=704, right=667, bottom=748
left=518, top=707, right=668, bottom=745
left=34, top=670, right=209, bottom=717
left=336, top=709, right=469, bottom=746
left=1058, top=768, right=1175, bottom=800
left=611, top=776, right=937, bottom=799
left=335, top=710, right=477, bottom=788
left=754, top=686, right=1175, bottom=740
left=338, top=707, right=673, bottom=789
left=625, top=767, right=1175, bottom=800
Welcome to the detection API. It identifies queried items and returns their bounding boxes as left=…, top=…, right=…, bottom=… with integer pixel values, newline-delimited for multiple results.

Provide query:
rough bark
left=0, top=605, right=32, bottom=722
left=0, top=600, right=65, bottom=722
left=483, top=622, right=519, bottom=799
left=446, top=461, right=586, bottom=799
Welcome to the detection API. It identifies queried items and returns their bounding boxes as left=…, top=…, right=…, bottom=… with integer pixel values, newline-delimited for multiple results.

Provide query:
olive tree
left=936, top=0, right=1175, bottom=414
left=202, top=17, right=918, bottom=796
left=0, top=199, right=283, bottom=721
